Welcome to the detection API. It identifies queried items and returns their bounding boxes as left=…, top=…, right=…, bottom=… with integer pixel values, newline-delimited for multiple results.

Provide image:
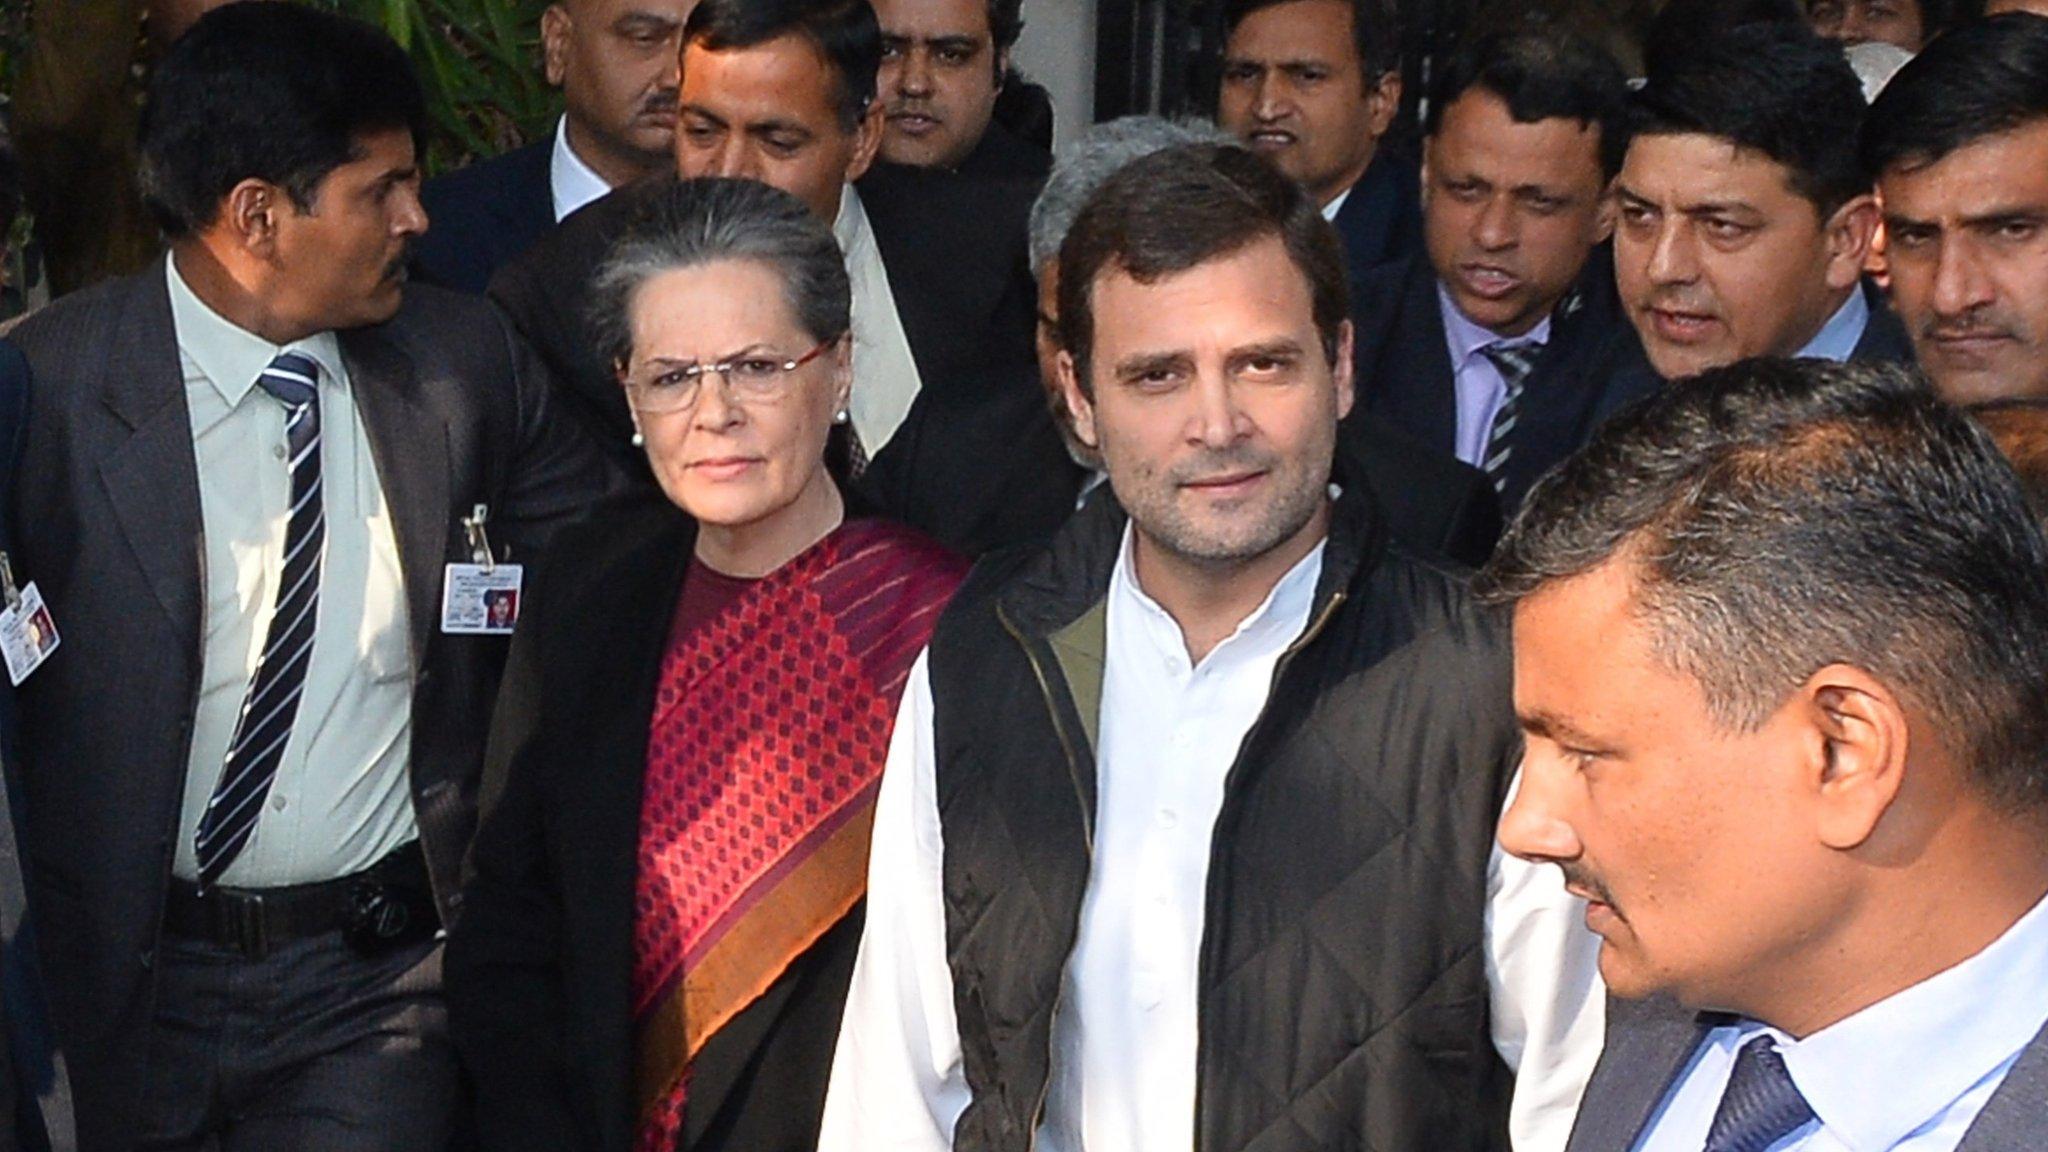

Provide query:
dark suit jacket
left=489, top=167, right=1077, bottom=554
left=6, top=270, right=614, bottom=1152
left=1338, top=412, right=1502, bottom=567
left=1567, top=995, right=2048, bottom=1152
left=1350, top=247, right=1652, bottom=514
left=955, top=119, right=1052, bottom=183
left=1333, top=147, right=1424, bottom=285
left=448, top=494, right=866, bottom=1152
left=415, top=137, right=557, bottom=296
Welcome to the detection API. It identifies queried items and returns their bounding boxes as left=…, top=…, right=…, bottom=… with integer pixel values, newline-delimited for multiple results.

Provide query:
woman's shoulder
left=834, top=517, right=972, bottom=583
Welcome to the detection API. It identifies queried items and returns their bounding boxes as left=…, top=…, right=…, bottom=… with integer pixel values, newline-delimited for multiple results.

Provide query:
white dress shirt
left=835, top=184, right=926, bottom=455
left=549, top=115, right=614, bottom=222
left=819, top=525, right=1605, bottom=1152
left=167, top=255, right=418, bottom=888
left=1322, top=186, right=1351, bottom=222
left=1636, top=889, right=2048, bottom=1152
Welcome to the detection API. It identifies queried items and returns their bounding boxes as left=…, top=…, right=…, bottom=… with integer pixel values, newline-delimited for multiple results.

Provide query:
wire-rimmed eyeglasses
left=620, top=336, right=837, bottom=415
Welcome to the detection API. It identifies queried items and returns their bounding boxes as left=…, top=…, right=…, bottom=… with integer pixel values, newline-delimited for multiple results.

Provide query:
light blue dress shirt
left=1635, top=889, right=2048, bottom=1152
left=1436, top=286, right=1552, bottom=468
left=1793, top=286, right=1870, bottom=363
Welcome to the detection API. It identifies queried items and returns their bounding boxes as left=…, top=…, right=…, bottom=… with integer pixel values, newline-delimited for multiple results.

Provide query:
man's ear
left=1822, top=192, right=1881, bottom=292
left=541, top=4, right=573, bottom=88
left=1365, top=70, right=1403, bottom=139
left=1800, top=662, right=1912, bottom=851
left=1593, top=178, right=1619, bottom=244
left=1056, top=349, right=1100, bottom=450
left=845, top=98, right=887, bottom=185
left=1332, top=318, right=1356, bottom=420
left=222, top=179, right=285, bottom=259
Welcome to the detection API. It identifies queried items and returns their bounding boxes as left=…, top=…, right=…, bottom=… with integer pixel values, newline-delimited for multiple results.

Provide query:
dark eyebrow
left=1232, top=338, right=1306, bottom=362
left=745, top=117, right=814, bottom=141
left=1112, top=350, right=1192, bottom=381
left=1517, top=707, right=1604, bottom=748
left=677, top=104, right=729, bottom=128
left=925, top=35, right=982, bottom=52
left=615, top=12, right=682, bottom=34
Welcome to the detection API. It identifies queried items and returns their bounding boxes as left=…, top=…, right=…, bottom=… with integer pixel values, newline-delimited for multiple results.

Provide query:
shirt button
left=1156, top=808, right=1178, bottom=829
left=273, top=445, right=287, bottom=460
left=270, top=792, right=288, bottom=812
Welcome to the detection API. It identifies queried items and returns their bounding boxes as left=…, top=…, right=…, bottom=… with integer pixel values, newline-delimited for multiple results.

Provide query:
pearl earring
left=833, top=409, right=850, bottom=425
left=631, top=430, right=645, bottom=447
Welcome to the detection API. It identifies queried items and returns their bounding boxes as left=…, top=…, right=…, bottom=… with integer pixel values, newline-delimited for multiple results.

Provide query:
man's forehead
left=874, top=0, right=991, bottom=37
left=1225, top=0, right=1357, bottom=55
left=1881, top=121, right=2048, bottom=212
left=680, top=36, right=841, bottom=120
left=1622, top=133, right=1808, bottom=210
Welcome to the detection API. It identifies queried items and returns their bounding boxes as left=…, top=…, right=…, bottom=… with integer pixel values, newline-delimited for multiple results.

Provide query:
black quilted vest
left=927, top=486, right=1520, bottom=1152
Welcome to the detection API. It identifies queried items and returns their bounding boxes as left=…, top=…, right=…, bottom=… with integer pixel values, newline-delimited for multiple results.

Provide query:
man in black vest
left=819, top=143, right=1603, bottom=1152
left=1483, top=357, right=2048, bottom=1152
left=1217, top=0, right=1421, bottom=280
left=1350, top=22, right=1645, bottom=516
left=871, top=0, right=1050, bottom=179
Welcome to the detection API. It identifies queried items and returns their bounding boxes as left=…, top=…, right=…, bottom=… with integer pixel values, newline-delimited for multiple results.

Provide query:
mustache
left=1921, top=306, right=2019, bottom=343
left=1559, top=862, right=1617, bottom=912
left=1170, top=445, right=1279, bottom=486
left=640, top=89, right=678, bottom=117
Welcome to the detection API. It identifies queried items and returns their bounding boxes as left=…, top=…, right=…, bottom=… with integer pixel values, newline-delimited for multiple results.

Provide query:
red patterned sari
left=630, top=518, right=965, bottom=1149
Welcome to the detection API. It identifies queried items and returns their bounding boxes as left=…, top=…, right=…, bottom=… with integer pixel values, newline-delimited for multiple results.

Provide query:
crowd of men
left=0, top=0, right=2046, bottom=1148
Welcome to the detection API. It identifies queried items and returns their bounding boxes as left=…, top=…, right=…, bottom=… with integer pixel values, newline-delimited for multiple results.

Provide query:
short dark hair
left=989, top=0, right=1026, bottom=51
left=1480, top=358, right=2048, bottom=812
left=1427, top=20, right=1633, bottom=180
left=1806, top=0, right=1977, bottom=40
left=1862, top=13, right=2048, bottom=177
left=1643, top=0, right=1805, bottom=76
left=1224, top=0, right=1401, bottom=79
left=1056, top=143, right=1348, bottom=391
left=1631, top=22, right=1872, bottom=216
left=137, top=1, right=425, bottom=239
left=683, top=0, right=882, bottom=132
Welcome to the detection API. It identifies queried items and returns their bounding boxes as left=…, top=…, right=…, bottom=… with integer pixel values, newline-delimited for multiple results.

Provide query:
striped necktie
left=1704, top=1035, right=1817, bottom=1152
left=194, top=351, right=326, bottom=888
left=1480, top=342, right=1540, bottom=493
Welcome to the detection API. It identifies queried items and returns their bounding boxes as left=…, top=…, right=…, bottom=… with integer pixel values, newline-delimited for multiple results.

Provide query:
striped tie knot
left=1704, top=1035, right=1817, bottom=1152
left=257, top=351, right=320, bottom=411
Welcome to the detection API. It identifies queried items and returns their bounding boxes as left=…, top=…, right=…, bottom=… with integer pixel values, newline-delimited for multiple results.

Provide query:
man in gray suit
left=5, top=5, right=612, bottom=1150
left=1478, top=357, right=2048, bottom=1152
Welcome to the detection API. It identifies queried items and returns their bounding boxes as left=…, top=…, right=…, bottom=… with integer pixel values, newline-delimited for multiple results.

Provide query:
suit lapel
left=340, top=325, right=450, bottom=666
left=1851, top=280, right=1916, bottom=366
left=1366, top=259, right=1460, bottom=453
left=1565, top=997, right=1716, bottom=1152
left=96, top=273, right=205, bottom=633
left=1955, top=1017, right=2048, bottom=1152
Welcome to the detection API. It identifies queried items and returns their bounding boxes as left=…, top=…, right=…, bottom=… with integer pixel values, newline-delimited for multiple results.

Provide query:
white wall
left=1011, top=0, right=1098, bottom=149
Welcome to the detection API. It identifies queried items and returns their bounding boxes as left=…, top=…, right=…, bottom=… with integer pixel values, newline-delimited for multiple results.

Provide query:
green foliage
left=313, top=0, right=561, bottom=174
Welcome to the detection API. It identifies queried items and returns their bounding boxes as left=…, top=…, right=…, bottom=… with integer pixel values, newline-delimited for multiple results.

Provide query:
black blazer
left=1567, top=994, right=2048, bottom=1152
left=415, top=137, right=556, bottom=295
left=1332, top=147, right=1424, bottom=285
left=1337, top=412, right=1502, bottom=568
left=1349, top=248, right=1653, bottom=514
left=489, top=168, right=1076, bottom=554
left=955, top=119, right=1052, bottom=183
left=448, top=494, right=863, bottom=1152
left=5, top=271, right=615, bottom=1150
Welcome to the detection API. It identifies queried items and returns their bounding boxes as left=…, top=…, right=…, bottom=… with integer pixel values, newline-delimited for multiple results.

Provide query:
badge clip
left=0, top=552, right=22, bottom=612
left=461, top=504, right=496, bottom=573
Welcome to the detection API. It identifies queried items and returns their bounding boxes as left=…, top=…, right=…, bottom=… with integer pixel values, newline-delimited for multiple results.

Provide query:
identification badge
left=0, top=582, right=59, bottom=686
left=441, top=563, right=523, bottom=634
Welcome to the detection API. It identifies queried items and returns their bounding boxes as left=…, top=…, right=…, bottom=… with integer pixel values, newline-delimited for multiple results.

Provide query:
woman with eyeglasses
left=446, top=177, right=967, bottom=1152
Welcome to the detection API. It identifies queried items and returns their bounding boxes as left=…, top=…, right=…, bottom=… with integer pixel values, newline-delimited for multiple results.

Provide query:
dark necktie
left=1703, top=1035, right=1817, bottom=1152
left=1481, top=342, right=1540, bottom=492
left=194, top=351, right=326, bottom=888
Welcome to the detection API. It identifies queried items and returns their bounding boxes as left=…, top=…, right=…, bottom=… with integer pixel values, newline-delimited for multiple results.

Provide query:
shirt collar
left=549, top=115, right=615, bottom=222
left=832, top=182, right=868, bottom=256
left=1792, top=284, right=1869, bottom=363
left=1321, top=186, right=1350, bottom=222
left=1109, top=519, right=1327, bottom=670
left=165, top=252, right=344, bottom=410
left=1436, top=283, right=1552, bottom=372
left=1771, top=887, right=2048, bottom=1150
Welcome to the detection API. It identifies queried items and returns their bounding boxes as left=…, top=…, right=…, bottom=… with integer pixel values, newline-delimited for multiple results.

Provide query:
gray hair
left=1480, top=358, right=2048, bottom=813
left=588, top=177, right=852, bottom=371
left=1026, top=115, right=1234, bottom=274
